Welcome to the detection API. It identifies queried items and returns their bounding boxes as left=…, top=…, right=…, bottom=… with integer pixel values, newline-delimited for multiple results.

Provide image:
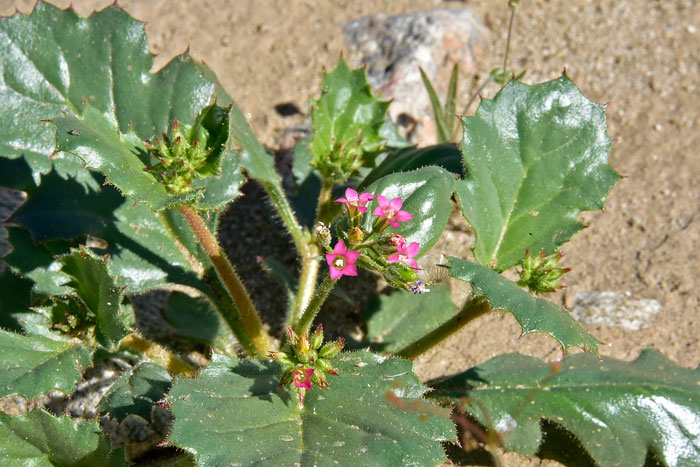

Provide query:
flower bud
left=295, top=334, right=310, bottom=356
left=348, top=227, right=364, bottom=243
left=310, top=324, right=324, bottom=350
left=268, top=351, right=294, bottom=367
left=286, top=327, right=298, bottom=346
left=319, top=338, right=345, bottom=359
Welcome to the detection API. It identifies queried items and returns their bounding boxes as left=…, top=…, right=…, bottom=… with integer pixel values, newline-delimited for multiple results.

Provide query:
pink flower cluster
left=328, top=189, right=421, bottom=279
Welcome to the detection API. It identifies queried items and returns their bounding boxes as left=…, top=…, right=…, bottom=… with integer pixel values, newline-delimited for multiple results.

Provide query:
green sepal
left=53, top=105, right=197, bottom=211
left=310, top=57, right=390, bottom=184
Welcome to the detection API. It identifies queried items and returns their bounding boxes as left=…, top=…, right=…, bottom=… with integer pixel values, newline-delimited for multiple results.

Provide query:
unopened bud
left=310, top=324, right=324, bottom=350
left=319, top=338, right=345, bottom=359
left=295, top=334, right=310, bottom=355
left=268, top=351, right=294, bottom=367
left=348, top=227, right=364, bottom=243
left=286, top=327, right=298, bottom=346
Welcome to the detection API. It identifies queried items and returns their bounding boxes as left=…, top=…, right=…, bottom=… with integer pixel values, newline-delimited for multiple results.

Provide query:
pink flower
left=293, top=368, right=314, bottom=390
left=373, top=194, right=413, bottom=228
left=335, top=188, right=375, bottom=215
left=387, top=242, right=420, bottom=269
left=326, top=240, right=361, bottom=280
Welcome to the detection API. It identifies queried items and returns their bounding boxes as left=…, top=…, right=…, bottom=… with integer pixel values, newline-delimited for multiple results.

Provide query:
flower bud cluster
left=269, top=325, right=345, bottom=406
left=144, top=119, right=213, bottom=194
left=517, top=249, right=571, bottom=295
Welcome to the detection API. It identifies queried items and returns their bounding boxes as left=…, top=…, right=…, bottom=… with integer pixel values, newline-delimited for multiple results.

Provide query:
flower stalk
left=295, top=275, right=338, bottom=336
left=394, top=296, right=490, bottom=359
left=179, top=204, right=270, bottom=357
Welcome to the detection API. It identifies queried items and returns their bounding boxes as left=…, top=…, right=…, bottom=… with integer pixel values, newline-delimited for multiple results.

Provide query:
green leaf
left=0, top=267, right=34, bottom=332
left=97, top=362, right=172, bottom=420
left=358, top=143, right=463, bottom=190
left=169, top=350, right=454, bottom=466
left=448, top=257, right=600, bottom=354
left=456, top=75, right=620, bottom=270
left=420, top=67, right=450, bottom=143
left=53, top=105, right=195, bottom=211
left=58, top=247, right=129, bottom=351
left=0, top=2, right=220, bottom=187
left=0, top=410, right=128, bottom=466
left=365, top=283, right=455, bottom=353
left=431, top=350, right=700, bottom=467
left=0, top=328, right=93, bottom=399
left=3, top=226, right=73, bottom=297
left=231, top=102, right=281, bottom=185
left=310, top=57, right=390, bottom=183
left=363, top=166, right=455, bottom=256
left=161, top=291, right=228, bottom=346
left=444, top=64, right=460, bottom=140
left=8, top=171, right=206, bottom=293
left=190, top=149, right=244, bottom=211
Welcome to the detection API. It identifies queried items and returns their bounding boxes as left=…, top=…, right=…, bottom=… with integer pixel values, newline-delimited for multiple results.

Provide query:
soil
left=2, top=0, right=699, bottom=465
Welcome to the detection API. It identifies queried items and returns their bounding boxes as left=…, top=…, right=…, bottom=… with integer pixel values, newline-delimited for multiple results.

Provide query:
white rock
left=571, top=291, right=662, bottom=331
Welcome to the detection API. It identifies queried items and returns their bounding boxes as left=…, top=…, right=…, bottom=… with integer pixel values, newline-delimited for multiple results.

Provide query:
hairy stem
left=291, top=176, right=334, bottom=326
left=262, top=180, right=306, bottom=254
left=291, top=242, right=320, bottom=326
left=315, top=176, right=336, bottom=226
left=295, top=275, right=338, bottom=336
left=395, top=296, right=490, bottom=359
left=179, top=205, right=270, bottom=357
left=121, top=333, right=196, bottom=375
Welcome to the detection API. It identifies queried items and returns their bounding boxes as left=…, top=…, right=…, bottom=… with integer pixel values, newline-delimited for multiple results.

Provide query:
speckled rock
left=571, top=291, right=662, bottom=331
left=343, top=9, right=487, bottom=145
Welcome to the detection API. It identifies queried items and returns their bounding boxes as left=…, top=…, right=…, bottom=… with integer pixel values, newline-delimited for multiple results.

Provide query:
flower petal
left=335, top=197, right=349, bottom=204
left=326, top=253, right=337, bottom=267
left=345, top=188, right=359, bottom=202
left=388, top=219, right=400, bottom=229
left=389, top=197, right=403, bottom=211
left=373, top=206, right=386, bottom=218
left=406, top=242, right=420, bottom=257
left=394, top=210, right=414, bottom=222
left=386, top=254, right=400, bottom=263
left=359, top=193, right=375, bottom=204
left=376, top=194, right=389, bottom=209
left=344, top=250, right=361, bottom=263
left=329, top=266, right=343, bottom=280
left=341, top=264, right=357, bottom=276
left=334, top=240, right=347, bottom=255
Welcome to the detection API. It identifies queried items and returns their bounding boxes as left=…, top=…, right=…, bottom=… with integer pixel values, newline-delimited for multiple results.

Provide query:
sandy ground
left=2, top=0, right=699, bottom=465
